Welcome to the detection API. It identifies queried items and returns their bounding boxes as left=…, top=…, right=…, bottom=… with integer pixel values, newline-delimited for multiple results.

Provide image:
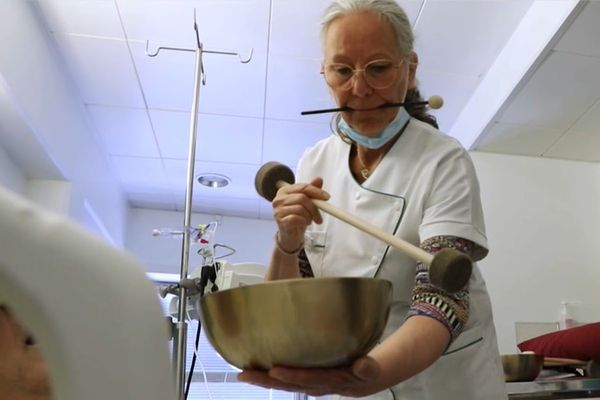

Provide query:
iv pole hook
left=145, top=41, right=254, bottom=64
left=145, top=10, right=253, bottom=63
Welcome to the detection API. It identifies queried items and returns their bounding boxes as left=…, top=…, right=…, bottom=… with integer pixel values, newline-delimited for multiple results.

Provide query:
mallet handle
left=276, top=180, right=433, bottom=265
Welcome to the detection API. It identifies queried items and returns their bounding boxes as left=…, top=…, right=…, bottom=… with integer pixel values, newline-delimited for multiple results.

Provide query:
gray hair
left=320, top=0, right=414, bottom=57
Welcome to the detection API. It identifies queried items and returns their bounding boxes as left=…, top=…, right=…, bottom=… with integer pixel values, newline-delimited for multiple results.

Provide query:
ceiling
left=4, top=0, right=600, bottom=219
left=474, top=0, right=600, bottom=160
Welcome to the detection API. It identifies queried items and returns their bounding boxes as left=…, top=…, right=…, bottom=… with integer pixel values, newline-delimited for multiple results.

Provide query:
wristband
left=275, top=232, right=304, bottom=256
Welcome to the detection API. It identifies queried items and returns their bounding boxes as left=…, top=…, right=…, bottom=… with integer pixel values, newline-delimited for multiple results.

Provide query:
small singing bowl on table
left=198, top=277, right=392, bottom=370
left=501, top=353, right=544, bottom=382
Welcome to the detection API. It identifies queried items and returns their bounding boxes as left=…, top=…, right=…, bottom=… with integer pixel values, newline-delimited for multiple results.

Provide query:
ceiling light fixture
left=197, top=173, right=231, bottom=188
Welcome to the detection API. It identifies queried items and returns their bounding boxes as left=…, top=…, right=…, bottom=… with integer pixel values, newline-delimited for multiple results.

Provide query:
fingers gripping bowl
left=198, top=277, right=392, bottom=370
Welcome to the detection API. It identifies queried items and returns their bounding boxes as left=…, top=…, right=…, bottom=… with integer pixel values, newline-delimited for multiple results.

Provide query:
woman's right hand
left=271, top=177, right=330, bottom=252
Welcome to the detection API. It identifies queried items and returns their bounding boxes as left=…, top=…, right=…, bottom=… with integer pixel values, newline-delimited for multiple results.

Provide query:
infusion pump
left=164, top=261, right=266, bottom=321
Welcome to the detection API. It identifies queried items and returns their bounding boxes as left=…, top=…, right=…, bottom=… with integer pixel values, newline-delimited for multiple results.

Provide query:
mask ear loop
left=396, top=56, right=413, bottom=104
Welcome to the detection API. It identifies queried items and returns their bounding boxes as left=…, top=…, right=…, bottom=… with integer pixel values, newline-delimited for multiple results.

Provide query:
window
left=159, top=294, right=313, bottom=400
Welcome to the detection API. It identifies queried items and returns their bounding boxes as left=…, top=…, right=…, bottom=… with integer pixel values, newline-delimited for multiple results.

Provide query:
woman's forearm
left=265, top=247, right=302, bottom=280
left=265, top=230, right=305, bottom=280
left=364, top=315, right=450, bottom=395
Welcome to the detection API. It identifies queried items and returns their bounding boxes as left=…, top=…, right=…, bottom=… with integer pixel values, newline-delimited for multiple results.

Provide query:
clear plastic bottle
left=559, top=301, right=576, bottom=329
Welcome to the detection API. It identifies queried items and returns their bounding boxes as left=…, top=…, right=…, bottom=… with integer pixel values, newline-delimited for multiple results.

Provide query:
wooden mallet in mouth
left=255, top=161, right=472, bottom=293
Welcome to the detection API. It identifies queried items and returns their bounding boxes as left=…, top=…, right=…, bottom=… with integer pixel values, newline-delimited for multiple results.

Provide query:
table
left=508, top=378, right=600, bottom=399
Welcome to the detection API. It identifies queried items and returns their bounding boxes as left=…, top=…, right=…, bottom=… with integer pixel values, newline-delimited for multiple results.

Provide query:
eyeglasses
left=322, top=59, right=404, bottom=90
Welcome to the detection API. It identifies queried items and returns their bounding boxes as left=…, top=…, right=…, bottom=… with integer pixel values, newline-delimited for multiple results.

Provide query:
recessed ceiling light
left=197, top=173, right=231, bottom=188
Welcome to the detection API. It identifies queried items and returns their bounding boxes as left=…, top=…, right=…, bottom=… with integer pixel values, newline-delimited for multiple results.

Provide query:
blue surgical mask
left=337, top=107, right=411, bottom=149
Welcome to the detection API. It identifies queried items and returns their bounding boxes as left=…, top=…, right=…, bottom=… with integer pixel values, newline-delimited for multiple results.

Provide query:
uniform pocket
left=304, top=230, right=326, bottom=276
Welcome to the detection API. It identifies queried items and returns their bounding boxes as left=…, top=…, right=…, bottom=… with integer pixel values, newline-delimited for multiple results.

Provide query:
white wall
left=23, top=179, right=72, bottom=216
left=126, top=208, right=276, bottom=274
left=0, top=144, right=25, bottom=193
left=472, top=151, right=600, bottom=354
left=0, top=0, right=127, bottom=245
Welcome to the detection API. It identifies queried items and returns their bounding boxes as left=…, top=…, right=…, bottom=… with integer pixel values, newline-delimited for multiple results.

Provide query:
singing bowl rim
left=198, top=276, right=393, bottom=370
left=205, top=275, right=390, bottom=294
left=501, top=353, right=544, bottom=382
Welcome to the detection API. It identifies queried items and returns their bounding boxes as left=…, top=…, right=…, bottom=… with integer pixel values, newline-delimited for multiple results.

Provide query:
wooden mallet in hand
left=255, top=161, right=473, bottom=293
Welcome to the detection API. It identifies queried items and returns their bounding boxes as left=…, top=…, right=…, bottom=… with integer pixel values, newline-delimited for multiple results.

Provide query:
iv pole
left=146, top=11, right=252, bottom=400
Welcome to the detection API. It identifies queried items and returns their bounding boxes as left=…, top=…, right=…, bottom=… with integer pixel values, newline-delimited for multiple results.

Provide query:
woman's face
left=323, top=11, right=417, bottom=137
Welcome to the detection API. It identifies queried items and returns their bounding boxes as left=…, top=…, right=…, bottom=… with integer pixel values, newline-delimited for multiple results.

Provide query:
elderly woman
left=0, top=306, right=52, bottom=400
left=239, top=0, right=507, bottom=399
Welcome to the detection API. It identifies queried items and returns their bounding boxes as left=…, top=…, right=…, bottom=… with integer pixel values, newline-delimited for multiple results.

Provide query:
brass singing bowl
left=198, top=277, right=392, bottom=370
left=501, top=353, right=544, bottom=382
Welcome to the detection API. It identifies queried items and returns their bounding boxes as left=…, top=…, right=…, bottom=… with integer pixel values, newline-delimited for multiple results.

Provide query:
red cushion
left=518, top=322, right=600, bottom=361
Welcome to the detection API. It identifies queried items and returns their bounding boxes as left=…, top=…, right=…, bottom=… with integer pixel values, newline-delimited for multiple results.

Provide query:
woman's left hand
left=237, top=356, right=381, bottom=397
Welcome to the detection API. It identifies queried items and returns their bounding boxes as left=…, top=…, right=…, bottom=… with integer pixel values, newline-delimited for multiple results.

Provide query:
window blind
left=159, top=294, right=298, bottom=399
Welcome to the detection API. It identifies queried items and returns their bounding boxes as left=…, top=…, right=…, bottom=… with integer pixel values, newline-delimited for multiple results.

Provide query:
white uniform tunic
left=296, top=119, right=507, bottom=400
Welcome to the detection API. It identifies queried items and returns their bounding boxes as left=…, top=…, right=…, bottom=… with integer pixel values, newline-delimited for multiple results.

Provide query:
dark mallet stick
left=300, top=95, right=444, bottom=116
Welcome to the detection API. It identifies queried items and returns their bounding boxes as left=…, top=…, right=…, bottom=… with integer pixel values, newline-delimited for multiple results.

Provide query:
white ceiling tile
left=263, top=119, right=331, bottom=168
left=36, top=0, right=123, bottom=37
left=498, top=51, right=600, bottom=131
left=195, top=52, right=267, bottom=118
left=111, top=156, right=170, bottom=192
left=163, top=159, right=261, bottom=200
left=474, top=121, right=565, bottom=156
left=88, top=105, right=160, bottom=157
left=150, top=110, right=263, bottom=164
left=130, top=41, right=267, bottom=117
left=268, top=0, right=327, bottom=59
left=54, top=34, right=145, bottom=107
left=544, top=99, right=600, bottom=162
left=414, top=0, right=533, bottom=77
left=117, top=0, right=269, bottom=54
left=129, top=43, right=195, bottom=111
left=544, top=129, right=600, bottom=162
left=265, top=55, right=332, bottom=123
left=569, top=99, right=600, bottom=134
left=555, top=1, right=600, bottom=58
left=416, top=68, right=480, bottom=133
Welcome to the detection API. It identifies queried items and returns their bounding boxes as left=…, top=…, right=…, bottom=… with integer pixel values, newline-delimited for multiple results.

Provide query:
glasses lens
left=323, top=60, right=400, bottom=89
left=365, top=60, right=398, bottom=89
left=323, top=64, right=354, bottom=88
